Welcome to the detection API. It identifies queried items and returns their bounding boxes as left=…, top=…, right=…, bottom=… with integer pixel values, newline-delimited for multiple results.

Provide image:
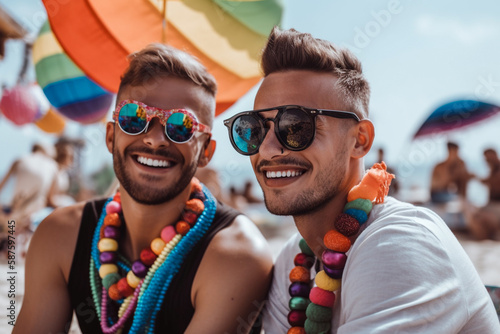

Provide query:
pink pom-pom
left=322, top=250, right=347, bottom=269
left=309, top=287, right=335, bottom=308
left=106, top=201, right=122, bottom=214
left=160, top=225, right=176, bottom=243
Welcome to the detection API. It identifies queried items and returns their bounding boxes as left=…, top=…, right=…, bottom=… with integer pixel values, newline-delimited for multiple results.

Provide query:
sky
left=1, top=0, right=499, bottom=205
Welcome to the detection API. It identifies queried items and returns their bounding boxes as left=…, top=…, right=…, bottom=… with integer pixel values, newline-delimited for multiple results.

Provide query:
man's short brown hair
left=261, top=27, right=370, bottom=118
left=118, top=44, right=217, bottom=126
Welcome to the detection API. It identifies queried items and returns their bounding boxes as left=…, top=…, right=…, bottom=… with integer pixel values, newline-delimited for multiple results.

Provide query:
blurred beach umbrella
left=42, top=0, right=283, bottom=116
left=35, top=107, right=65, bottom=133
left=413, top=100, right=500, bottom=139
left=32, top=20, right=114, bottom=124
left=0, top=84, right=44, bottom=125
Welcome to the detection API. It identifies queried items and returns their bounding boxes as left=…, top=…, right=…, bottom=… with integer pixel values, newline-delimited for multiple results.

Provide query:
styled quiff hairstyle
left=118, top=43, right=217, bottom=126
left=261, top=27, right=370, bottom=118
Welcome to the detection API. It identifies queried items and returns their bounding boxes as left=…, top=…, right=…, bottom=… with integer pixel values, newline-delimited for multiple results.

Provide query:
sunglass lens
left=166, top=112, right=195, bottom=142
left=118, top=103, right=148, bottom=134
left=231, top=115, right=263, bottom=154
left=278, top=108, right=314, bottom=150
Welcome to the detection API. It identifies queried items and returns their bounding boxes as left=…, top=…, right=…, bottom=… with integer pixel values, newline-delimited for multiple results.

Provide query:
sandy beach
left=1, top=213, right=499, bottom=333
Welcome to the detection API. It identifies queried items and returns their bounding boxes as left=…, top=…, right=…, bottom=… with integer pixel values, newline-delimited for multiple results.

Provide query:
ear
left=198, top=139, right=216, bottom=167
left=351, top=119, right=374, bottom=158
left=105, top=122, right=115, bottom=154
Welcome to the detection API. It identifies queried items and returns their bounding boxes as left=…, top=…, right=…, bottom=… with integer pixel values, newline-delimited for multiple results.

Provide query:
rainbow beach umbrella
left=42, top=0, right=283, bottom=116
left=32, top=20, right=114, bottom=124
left=413, top=99, right=500, bottom=139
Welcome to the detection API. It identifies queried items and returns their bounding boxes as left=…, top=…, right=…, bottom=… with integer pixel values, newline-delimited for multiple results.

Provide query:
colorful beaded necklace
left=287, top=163, right=394, bottom=334
left=90, top=177, right=217, bottom=333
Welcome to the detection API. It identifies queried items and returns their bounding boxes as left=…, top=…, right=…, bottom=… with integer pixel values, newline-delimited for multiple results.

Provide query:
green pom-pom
left=344, top=198, right=373, bottom=214
left=305, top=303, right=332, bottom=322
left=102, top=272, right=121, bottom=289
left=304, top=319, right=331, bottom=334
left=289, top=296, right=310, bottom=310
left=299, top=238, right=314, bottom=256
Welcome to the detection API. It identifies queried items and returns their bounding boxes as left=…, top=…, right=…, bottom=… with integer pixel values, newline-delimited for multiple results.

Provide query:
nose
left=257, top=120, right=287, bottom=159
left=142, top=118, right=170, bottom=148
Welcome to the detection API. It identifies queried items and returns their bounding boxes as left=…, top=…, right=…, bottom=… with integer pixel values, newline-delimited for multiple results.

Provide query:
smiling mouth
left=265, top=170, right=304, bottom=179
left=136, top=155, right=172, bottom=168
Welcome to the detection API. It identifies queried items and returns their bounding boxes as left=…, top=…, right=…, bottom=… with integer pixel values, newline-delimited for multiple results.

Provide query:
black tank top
left=68, top=198, right=240, bottom=333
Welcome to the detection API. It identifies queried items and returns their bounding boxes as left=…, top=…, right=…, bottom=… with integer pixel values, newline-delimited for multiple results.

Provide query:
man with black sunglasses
left=15, top=44, right=273, bottom=334
left=225, top=28, right=499, bottom=333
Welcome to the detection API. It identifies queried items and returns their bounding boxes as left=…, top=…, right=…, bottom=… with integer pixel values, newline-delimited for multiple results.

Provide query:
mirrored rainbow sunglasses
left=113, top=100, right=211, bottom=143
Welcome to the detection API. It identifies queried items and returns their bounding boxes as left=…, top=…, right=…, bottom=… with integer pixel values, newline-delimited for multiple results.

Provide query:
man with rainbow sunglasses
left=15, top=44, right=273, bottom=333
left=225, top=27, right=500, bottom=333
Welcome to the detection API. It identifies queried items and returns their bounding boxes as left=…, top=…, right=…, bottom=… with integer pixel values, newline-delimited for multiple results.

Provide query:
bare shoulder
left=207, top=214, right=273, bottom=264
left=187, top=214, right=273, bottom=333
left=193, top=213, right=273, bottom=295
left=27, top=201, right=87, bottom=281
left=15, top=202, right=88, bottom=333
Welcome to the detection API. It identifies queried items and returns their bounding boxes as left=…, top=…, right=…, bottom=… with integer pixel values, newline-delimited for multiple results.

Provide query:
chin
left=262, top=193, right=297, bottom=216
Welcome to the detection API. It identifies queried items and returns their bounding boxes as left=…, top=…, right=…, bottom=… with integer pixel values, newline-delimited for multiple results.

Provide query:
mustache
left=256, top=157, right=311, bottom=173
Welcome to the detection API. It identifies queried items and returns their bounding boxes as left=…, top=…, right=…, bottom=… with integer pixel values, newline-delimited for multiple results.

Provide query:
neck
left=293, top=195, right=346, bottom=259
left=294, top=163, right=364, bottom=258
left=118, top=185, right=192, bottom=260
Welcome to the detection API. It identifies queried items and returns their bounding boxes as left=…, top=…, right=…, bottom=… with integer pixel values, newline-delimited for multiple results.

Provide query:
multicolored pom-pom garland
left=90, top=177, right=216, bottom=333
left=288, top=163, right=394, bottom=334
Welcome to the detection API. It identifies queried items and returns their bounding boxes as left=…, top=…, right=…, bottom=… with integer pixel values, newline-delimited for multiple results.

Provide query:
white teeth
left=137, top=156, right=171, bottom=168
left=266, top=170, right=303, bottom=179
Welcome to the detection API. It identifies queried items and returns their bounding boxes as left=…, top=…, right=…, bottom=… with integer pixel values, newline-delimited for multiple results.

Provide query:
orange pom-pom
left=175, top=221, right=191, bottom=236
left=288, top=327, right=306, bottom=334
left=108, top=283, right=123, bottom=301
left=104, top=213, right=121, bottom=227
left=289, top=266, right=310, bottom=283
left=185, top=199, right=204, bottom=214
left=323, top=230, right=351, bottom=253
left=347, top=162, right=395, bottom=203
left=150, top=238, right=166, bottom=255
left=117, top=277, right=134, bottom=297
left=113, top=192, right=121, bottom=203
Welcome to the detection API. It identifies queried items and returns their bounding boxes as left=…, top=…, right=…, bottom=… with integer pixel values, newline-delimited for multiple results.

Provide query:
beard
left=113, top=143, right=198, bottom=205
left=260, top=147, right=348, bottom=216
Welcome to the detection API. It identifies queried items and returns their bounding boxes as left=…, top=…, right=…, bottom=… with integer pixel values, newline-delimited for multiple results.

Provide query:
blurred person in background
left=468, top=148, right=500, bottom=240
left=430, top=141, right=474, bottom=203
left=47, top=138, right=76, bottom=208
left=0, top=143, right=58, bottom=231
left=29, top=138, right=78, bottom=230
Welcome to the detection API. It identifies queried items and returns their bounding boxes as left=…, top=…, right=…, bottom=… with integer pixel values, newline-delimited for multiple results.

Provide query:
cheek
left=181, top=140, right=203, bottom=161
left=250, top=155, right=259, bottom=170
left=114, top=133, right=132, bottom=152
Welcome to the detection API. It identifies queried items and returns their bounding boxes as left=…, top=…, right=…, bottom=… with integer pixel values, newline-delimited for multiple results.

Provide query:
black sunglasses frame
left=223, top=105, right=361, bottom=156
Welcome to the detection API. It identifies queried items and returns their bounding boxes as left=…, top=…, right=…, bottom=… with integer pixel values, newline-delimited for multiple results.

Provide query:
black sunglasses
left=223, top=105, right=360, bottom=156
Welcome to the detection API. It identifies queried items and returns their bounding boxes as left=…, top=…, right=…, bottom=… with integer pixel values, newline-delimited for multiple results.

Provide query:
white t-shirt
left=262, top=197, right=500, bottom=333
